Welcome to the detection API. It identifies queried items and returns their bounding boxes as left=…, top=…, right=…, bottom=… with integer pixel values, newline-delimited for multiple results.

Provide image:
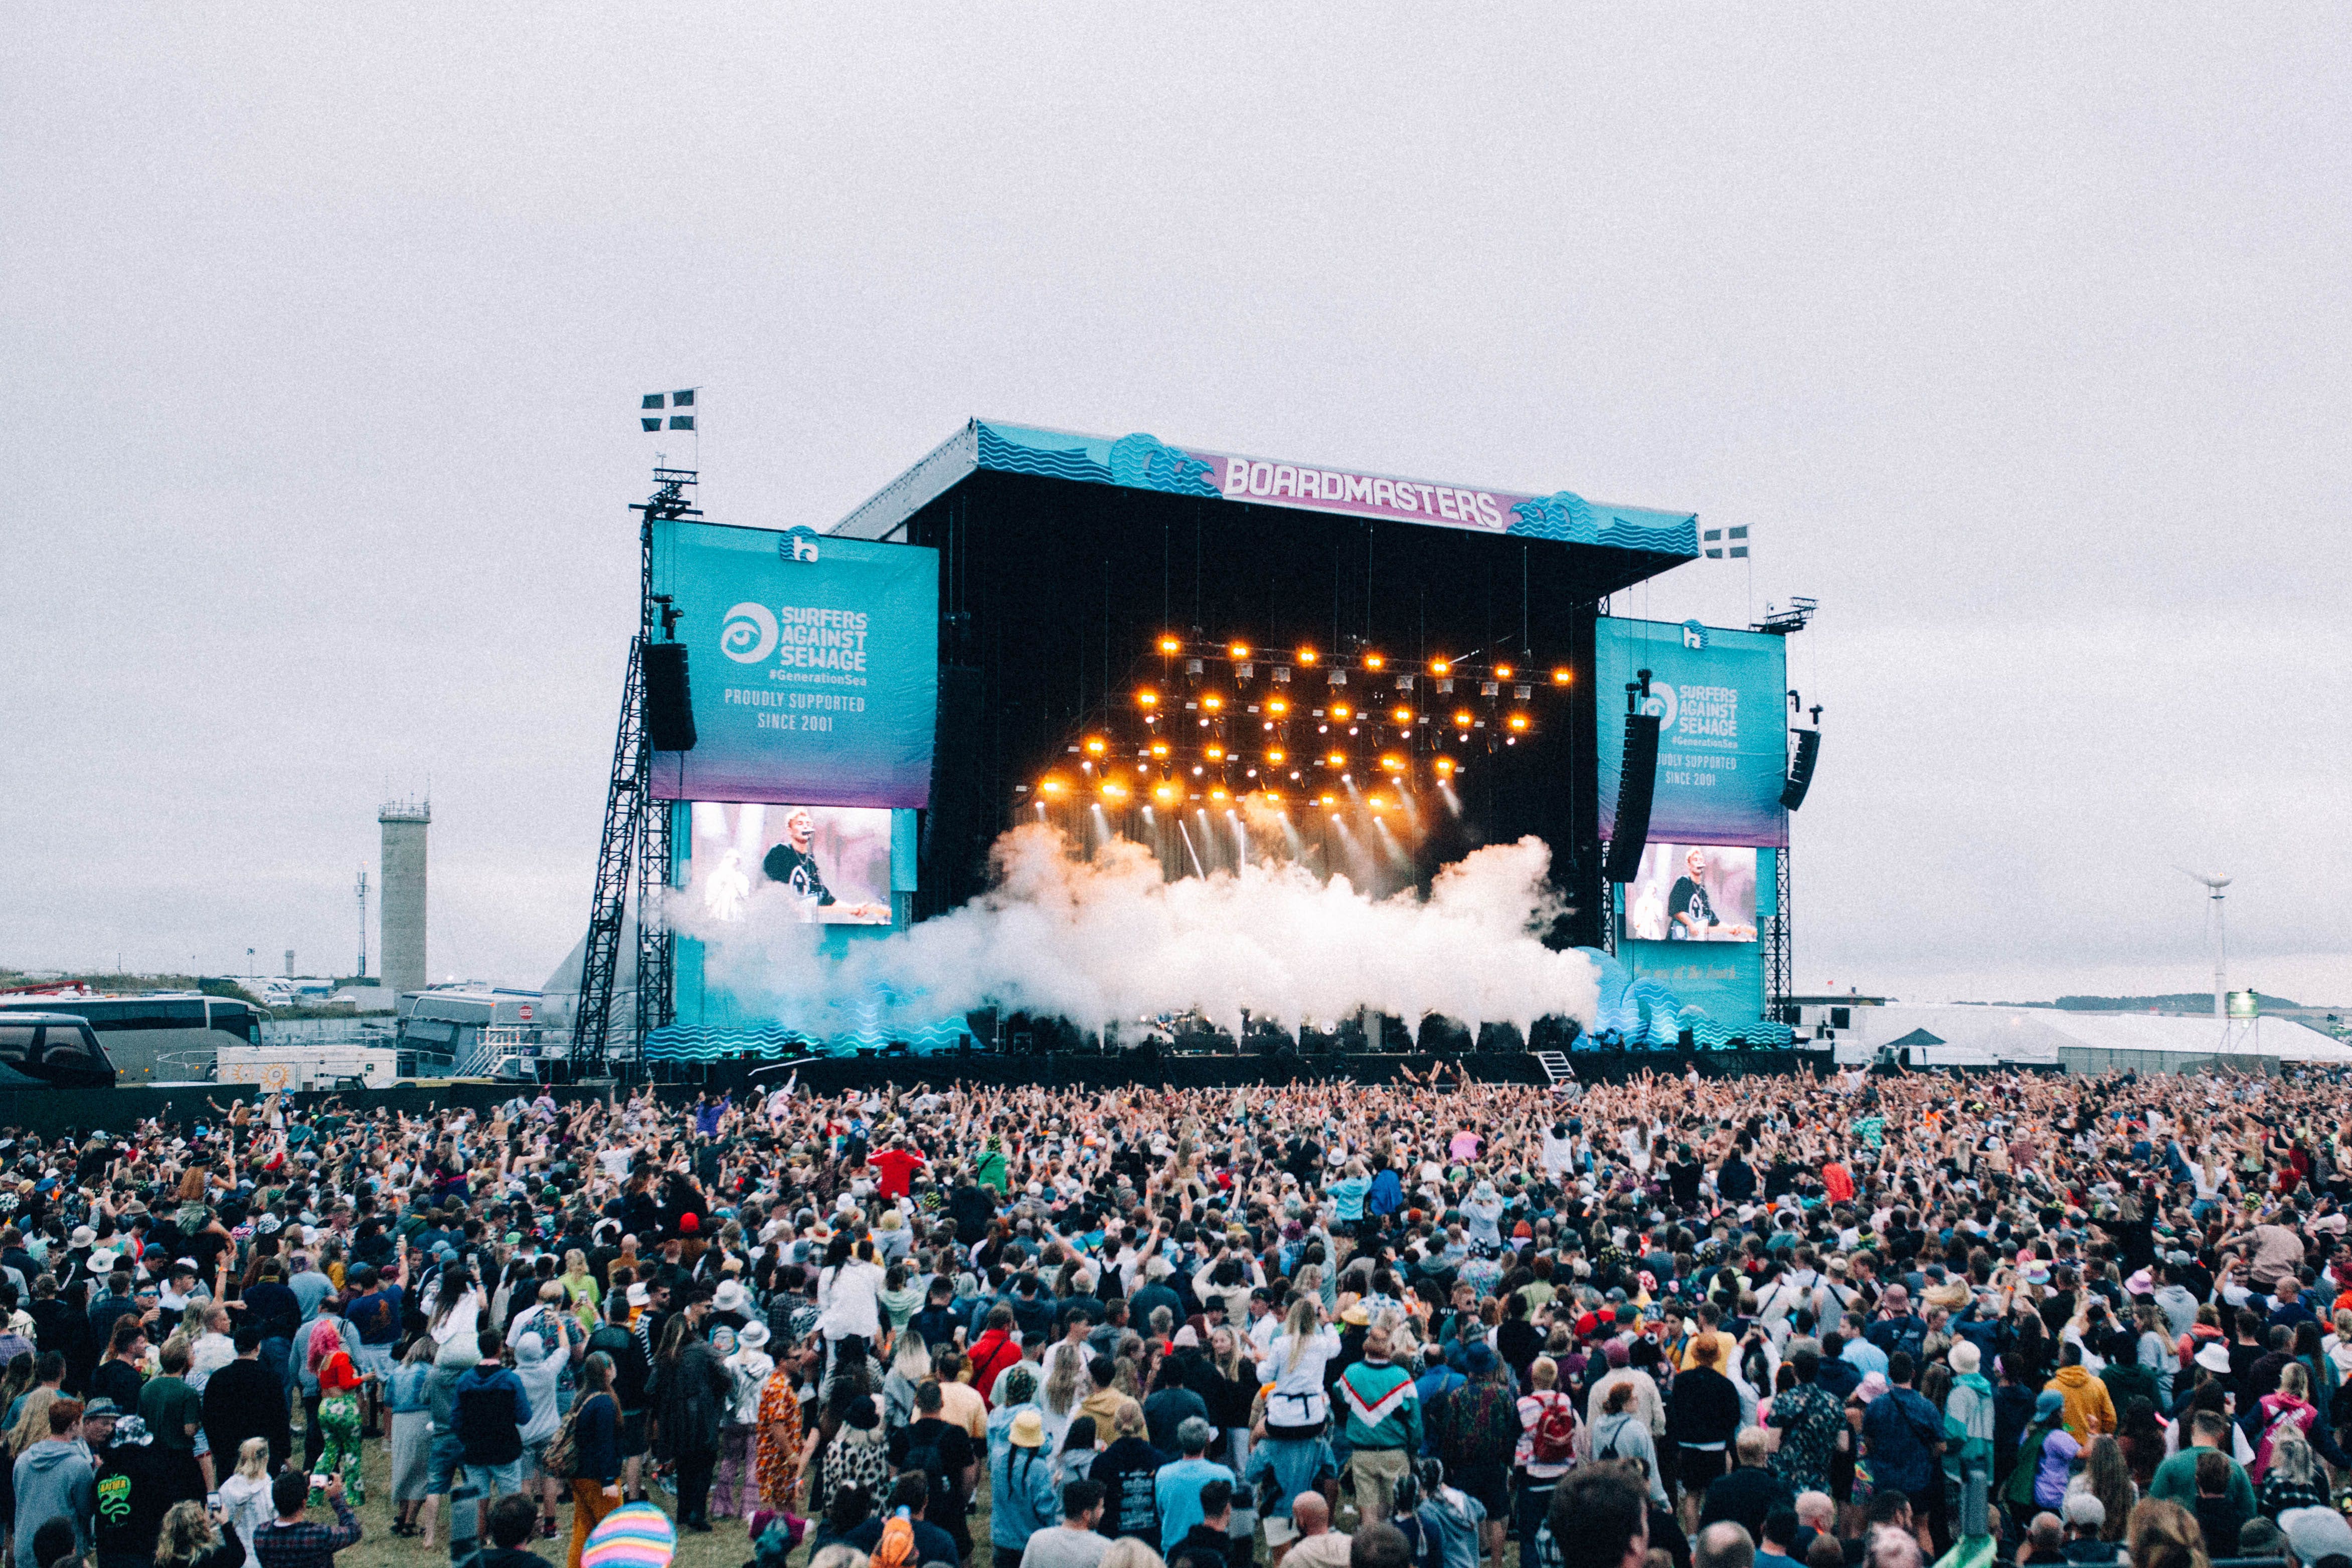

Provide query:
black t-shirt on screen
left=1668, top=877, right=1716, bottom=935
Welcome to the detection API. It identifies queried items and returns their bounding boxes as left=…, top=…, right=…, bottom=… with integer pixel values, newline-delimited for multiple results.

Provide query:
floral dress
left=754, top=1368, right=804, bottom=1511
left=1768, top=1379, right=1847, bottom=1496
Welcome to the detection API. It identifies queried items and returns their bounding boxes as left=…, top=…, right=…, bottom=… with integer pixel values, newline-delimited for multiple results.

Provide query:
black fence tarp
left=0, top=1050, right=1834, bottom=1137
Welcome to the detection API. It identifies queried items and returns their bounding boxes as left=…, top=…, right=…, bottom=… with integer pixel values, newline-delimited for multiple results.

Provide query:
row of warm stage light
left=1027, top=637, right=1572, bottom=812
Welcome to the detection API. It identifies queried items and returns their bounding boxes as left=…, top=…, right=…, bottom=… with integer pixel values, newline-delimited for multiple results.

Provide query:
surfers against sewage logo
left=720, top=603, right=870, bottom=672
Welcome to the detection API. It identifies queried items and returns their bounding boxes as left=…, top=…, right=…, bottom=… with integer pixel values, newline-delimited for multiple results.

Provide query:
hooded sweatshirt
left=2046, top=1365, right=2115, bottom=1443
left=510, top=1327, right=564, bottom=1445
left=454, top=1359, right=534, bottom=1465
left=1417, top=1483, right=1488, bottom=1568
left=12, top=1438, right=94, bottom=1566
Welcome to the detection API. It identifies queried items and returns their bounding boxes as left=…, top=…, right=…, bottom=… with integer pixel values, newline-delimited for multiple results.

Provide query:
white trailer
left=215, top=1045, right=401, bottom=1092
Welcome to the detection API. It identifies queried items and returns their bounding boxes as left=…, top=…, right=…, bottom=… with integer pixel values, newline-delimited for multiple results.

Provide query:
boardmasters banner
left=651, top=519, right=937, bottom=807
left=1597, top=617, right=1788, bottom=850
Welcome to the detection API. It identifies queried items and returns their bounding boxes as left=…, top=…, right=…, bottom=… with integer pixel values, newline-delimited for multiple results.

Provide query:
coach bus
left=0, top=992, right=264, bottom=1083
left=0, top=1013, right=119, bottom=1089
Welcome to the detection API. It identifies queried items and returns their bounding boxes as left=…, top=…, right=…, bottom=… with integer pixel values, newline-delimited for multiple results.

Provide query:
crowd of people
left=0, top=1062, right=2347, bottom=1568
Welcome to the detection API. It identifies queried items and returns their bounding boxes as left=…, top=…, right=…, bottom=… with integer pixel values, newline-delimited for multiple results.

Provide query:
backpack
left=896, top=1425, right=957, bottom=1520
left=1528, top=1390, right=1579, bottom=1465
left=541, top=1395, right=588, bottom=1482
left=1437, top=1377, right=1522, bottom=1470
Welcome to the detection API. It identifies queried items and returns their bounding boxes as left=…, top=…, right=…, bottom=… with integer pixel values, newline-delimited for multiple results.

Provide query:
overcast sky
left=6, top=8, right=2346, bottom=1007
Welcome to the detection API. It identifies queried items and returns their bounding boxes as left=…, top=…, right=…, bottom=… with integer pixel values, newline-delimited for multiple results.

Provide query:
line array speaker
left=1780, top=728, right=1820, bottom=810
left=644, top=641, right=698, bottom=752
left=1601, top=713, right=1661, bottom=884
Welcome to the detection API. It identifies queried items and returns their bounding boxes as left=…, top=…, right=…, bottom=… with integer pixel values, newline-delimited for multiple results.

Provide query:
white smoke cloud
left=673, top=823, right=1598, bottom=1041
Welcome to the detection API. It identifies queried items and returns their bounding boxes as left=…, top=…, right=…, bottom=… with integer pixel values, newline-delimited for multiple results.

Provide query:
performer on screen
left=761, top=808, right=890, bottom=922
left=1667, top=847, right=1755, bottom=941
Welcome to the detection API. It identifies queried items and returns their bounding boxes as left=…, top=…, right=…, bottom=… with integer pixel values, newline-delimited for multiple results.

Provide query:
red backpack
left=1529, top=1389, right=1579, bottom=1465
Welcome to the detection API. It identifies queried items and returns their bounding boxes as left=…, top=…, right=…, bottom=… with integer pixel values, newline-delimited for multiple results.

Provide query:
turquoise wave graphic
left=1107, top=432, right=1221, bottom=496
left=976, top=425, right=1220, bottom=498
left=977, top=425, right=1109, bottom=485
left=1509, top=492, right=1699, bottom=556
left=1573, top=947, right=1794, bottom=1050
left=646, top=1014, right=974, bottom=1061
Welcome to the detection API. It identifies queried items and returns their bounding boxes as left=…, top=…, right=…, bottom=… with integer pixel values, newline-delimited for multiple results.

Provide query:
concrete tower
left=378, top=797, right=431, bottom=1000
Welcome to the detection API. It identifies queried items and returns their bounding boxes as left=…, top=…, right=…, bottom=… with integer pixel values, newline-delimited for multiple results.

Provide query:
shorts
left=620, top=1409, right=650, bottom=1458
left=464, top=1459, right=528, bottom=1496
left=1350, top=1448, right=1412, bottom=1519
left=1452, top=1461, right=1511, bottom=1521
left=354, top=1343, right=397, bottom=1380
left=426, top=1433, right=469, bottom=1496
left=1679, top=1446, right=1730, bottom=1490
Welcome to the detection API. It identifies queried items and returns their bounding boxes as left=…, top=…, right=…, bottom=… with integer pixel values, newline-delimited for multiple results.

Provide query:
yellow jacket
left=2045, top=1364, right=2115, bottom=1442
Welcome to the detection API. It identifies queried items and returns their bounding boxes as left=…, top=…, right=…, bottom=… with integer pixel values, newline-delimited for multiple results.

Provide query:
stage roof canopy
left=833, top=419, right=1701, bottom=600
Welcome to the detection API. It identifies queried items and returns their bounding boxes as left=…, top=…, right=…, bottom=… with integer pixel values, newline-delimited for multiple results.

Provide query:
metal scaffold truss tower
left=572, top=467, right=699, bottom=1076
left=1765, top=825, right=1793, bottom=1022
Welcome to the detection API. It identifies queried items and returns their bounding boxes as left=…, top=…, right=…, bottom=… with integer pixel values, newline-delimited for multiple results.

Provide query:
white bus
left=0, top=993, right=264, bottom=1084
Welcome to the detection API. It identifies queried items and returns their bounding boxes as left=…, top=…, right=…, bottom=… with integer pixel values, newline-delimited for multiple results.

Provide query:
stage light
left=1434, top=757, right=1455, bottom=776
left=1325, top=750, right=1345, bottom=767
left=1430, top=657, right=1451, bottom=676
left=1319, top=793, right=1335, bottom=806
left=1267, top=749, right=1285, bottom=763
left=1040, top=777, right=1068, bottom=797
left=1507, top=713, right=1530, bottom=731
left=1210, top=787, right=1229, bottom=801
left=1454, top=710, right=1473, bottom=727
left=1296, top=646, right=1318, bottom=664
left=1206, top=744, right=1225, bottom=760
left=1330, top=703, right=1352, bottom=721
left=1369, top=796, right=1388, bottom=811
left=1137, top=688, right=1159, bottom=708
left=1365, top=652, right=1385, bottom=670
left=1084, top=736, right=1107, bottom=756
left=1267, top=698, right=1288, bottom=716
left=1153, top=782, right=1179, bottom=803
left=1380, top=754, right=1405, bottom=771
left=1552, top=667, right=1572, bottom=685
left=1158, top=635, right=1182, bottom=654
left=1495, top=664, right=1514, bottom=680
left=1392, top=706, right=1412, bottom=724
left=1192, top=765, right=1203, bottom=776
left=1203, top=694, right=1224, bottom=711
left=1100, top=781, right=1128, bottom=800
left=1150, top=741, right=1169, bottom=758
left=1228, top=642, right=1250, bottom=659
left=1263, top=790, right=1282, bottom=804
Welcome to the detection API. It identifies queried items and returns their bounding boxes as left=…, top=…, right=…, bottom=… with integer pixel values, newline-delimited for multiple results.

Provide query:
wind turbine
left=2173, top=866, right=2231, bottom=1022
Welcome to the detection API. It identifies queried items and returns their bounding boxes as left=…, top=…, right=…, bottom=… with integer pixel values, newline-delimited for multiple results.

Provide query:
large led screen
left=1597, top=617, right=1789, bottom=849
left=686, top=802, right=893, bottom=926
left=650, top=519, right=938, bottom=807
left=1622, top=843, right=1757, bottom=943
